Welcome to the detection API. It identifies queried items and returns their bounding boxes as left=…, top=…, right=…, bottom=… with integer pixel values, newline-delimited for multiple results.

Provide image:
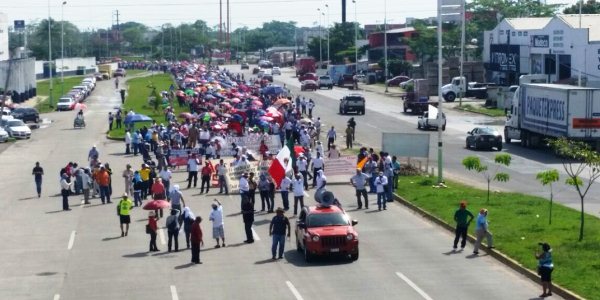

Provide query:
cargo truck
left=98, top=64, right=112, bottom=80
left=295, top=57, right=316, bottom=77
left=504, top=83, right=600, bottom=148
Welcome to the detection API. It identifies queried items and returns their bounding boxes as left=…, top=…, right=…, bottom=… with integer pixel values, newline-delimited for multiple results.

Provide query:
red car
left=300, top=80, right=318, bottom=91
left=298, top=72, right=318, bottom=82
left=385, top=76, right=410, bottom=87
left=295, top=204, right=359, bottom=262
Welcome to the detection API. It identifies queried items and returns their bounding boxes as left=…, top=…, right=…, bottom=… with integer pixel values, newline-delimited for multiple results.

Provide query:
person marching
left=117, top=193, right=133, bottom=237
left=375, top=171, right=388, bottom=211
left=279, top=175, right=292, bottom=211
left=147, top=211, right=159, bottom=252
left=269, top=207, right=291, bottom=260
left=535, top=242, right=554, bottom=298
left=473, top=208, right=494, bottom=255
left=242, top=195, right=255, bottom=244
left=209, top=200, right=226, bottom=248
left=190, top=216, right=204, bottom=264
left=292, top=173, right=305, bottom=215
left=166, top=209, right=181, bottom=252
left=32, top=162, right=44, bottom=198
left=350, top=168, right=370, bottom=209
left=216, top=159, right=228, bottom=194
left=60, top=174, right=72, bottom=211
left=453, top=201, right=474, bottom=251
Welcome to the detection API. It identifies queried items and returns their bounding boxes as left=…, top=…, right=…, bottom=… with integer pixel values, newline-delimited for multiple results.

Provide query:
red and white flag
left=268, top=146, right=292, bottom=187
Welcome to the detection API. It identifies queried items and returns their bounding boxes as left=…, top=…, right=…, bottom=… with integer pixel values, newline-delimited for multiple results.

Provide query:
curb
left=392, top=192, right=584, bottom=300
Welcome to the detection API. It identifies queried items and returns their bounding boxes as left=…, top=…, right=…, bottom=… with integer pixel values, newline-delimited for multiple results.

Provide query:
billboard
left=488, top=44, right=520, bottom=72
left=381, top=133, right=430, bottom=158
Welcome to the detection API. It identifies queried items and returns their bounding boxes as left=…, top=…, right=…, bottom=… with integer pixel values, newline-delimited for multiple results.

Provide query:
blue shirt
left=475, top=214, right=488, bottom=231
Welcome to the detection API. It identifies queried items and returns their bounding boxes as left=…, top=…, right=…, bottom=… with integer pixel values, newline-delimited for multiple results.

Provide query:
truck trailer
left=504, top=83, right=600, bottom=148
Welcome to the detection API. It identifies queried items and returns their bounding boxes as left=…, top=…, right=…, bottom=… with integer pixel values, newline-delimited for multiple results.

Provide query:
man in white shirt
left=350, top=169, right=370, bottom=209
left=125, top=130, right=132, bottom=154
left=205, top=142, right=215, bottom=160
left=326, top=126, right=336, bottom=151
left=279, top=175, right=292, bottom=211
left=60, top=174, right=72, bottom=211
left=187, top=153, right=200, bottom=188
left=159, top=166, right=172, bottom=197
left=314, top=118, right=321, bottom=139
left=239, top=173, right=250, bottom=210
left=216, top=159, right=228, bottom=194
left=292, top=173, right=305, bottom=215
left=296, top=155, right=309, bottom=190
left=316, top=169, right=327, bottom=191
left=209, top=200, right=226, bottom=248
left=311, top=152, right=325, bottom=188
left=307, top=100, right=315, bottom=117
left=375, top=172, right=389, bottom=211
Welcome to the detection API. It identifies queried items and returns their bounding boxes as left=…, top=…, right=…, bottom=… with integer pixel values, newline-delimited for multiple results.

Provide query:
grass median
left=107, top=73, right=182, bottom=139
left=396, top=175, right=600, bottom=299
left=454, top=103, right=506, bottom=117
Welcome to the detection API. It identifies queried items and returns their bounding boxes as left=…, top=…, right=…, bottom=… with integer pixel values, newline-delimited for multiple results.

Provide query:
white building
left=0, top=12, right=9, bottom=61
left=483, top=14, right=600, bottom=87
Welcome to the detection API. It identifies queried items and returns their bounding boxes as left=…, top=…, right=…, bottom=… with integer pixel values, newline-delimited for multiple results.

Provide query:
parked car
left=57, top=97, right=76, bottom=111
left=3, top=118, right=31, bottom=139
left=298, top=72, right=318, bottom=82
left=113, top=68, right=127, bottom=77
left=300, top=80, right=318, bottom=91
left=317, top=75, right=334, bottom=89
left=94, top=72, right=104, bottom=81
left=272, top=67, right=281, bottom=75
left=252, top=67, right=260, bottom=74
left=0, top=127, right=9, bottom=142
left=399, top=78, right=414, bottom=89
left=386, top=75, right=410, bottom=87
left=68, top=90, right=85, bottom=102
left=466, top=127, right=503, bottom=151
left=100, top=71, right=110, bottom=80
left=10, top=107, right=39, bottom=124
left=295, top=204, right=359, bottom=262
left=339, top=93, right=365, bottom=115
left=417, top=109, right=446, bottom=131
left=72, top=85, right=91, bottom=97
left=1, top=107, right=11, bottom=116
left=241, top=62, right=250, bottom=70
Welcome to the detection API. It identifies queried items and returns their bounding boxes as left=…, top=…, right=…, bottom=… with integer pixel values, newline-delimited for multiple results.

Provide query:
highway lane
left=233, top=65, right=600, bottom=217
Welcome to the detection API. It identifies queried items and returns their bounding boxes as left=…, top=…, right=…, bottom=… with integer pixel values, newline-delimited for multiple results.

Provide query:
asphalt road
left=233, top=65, right=600, bottom=217
left=0, top=70, right=558, bottom=300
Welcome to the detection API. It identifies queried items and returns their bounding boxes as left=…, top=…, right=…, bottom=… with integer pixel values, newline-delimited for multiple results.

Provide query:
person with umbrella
left=117, top=193, right=133, bottom=237
left=147, top=211, right=159, bottom=252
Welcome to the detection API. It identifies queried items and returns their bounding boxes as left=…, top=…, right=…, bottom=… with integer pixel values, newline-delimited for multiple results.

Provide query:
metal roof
left=556, top=14, right=600, bottom=42
left=504, top=17, right=552, bottom=30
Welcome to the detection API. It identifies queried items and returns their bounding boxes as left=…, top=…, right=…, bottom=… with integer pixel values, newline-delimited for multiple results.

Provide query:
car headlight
left=311, top=235, right=320, bottom=242
left=346, top=233, right=354, bottom=241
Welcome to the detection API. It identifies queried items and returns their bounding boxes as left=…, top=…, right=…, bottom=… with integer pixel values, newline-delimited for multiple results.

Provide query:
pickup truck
left=317, top=75, right=334, bottom=89
left=417, top=106, right=446, bottom=131
left=441, top=76, right=496, bottom=102
left=339, top=94, right=365, bottom=115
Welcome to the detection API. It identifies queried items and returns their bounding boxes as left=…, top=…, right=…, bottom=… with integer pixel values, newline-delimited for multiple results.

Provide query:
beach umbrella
left=260, top=116, right=274, bottom=122
left=71, top=103, right=87, bottom=110
left=124, top=113, right=152, bottom=124
left=185, top=89, right=194, bottom=96
left=273, top=98, right=291, bottom=107
left=179, top=112, right=196, bottom=119
left=252, top=100, right=263, bottom=107
left=230, top=98, right=241, bottom=104
left=143, top=200, right=171, bottom=210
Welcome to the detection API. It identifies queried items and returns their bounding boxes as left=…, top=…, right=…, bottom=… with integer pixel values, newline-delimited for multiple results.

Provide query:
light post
left=384, top=0, right=389, bottom=93
left=47, top=0, right=53, bottom=108
left=353, top=0, right=358, bottom=66
left=459, top=0, right=465, bottom=106
left=317, top=8, right=323, bottom=64
left=61, top=1, right=66, bottom=96
left=325, top=4, right=330, bottom=63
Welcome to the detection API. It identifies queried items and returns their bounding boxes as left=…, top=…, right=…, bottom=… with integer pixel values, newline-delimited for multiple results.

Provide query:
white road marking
left=170, top=285, right=179, bottom=300
left=251, top=227, right=261, bottom=241
left=67, top=231, right=76, bottom=250
left=395, top=272, right=434, bottom=300
left=303, top=191, right=310, bottom=198
left=365, top=123, right=377, bottom=129
left=158, top=228, right=166, bottom=245
left=53, top=294, right=60, bottom=300
left=285, top=281, right=304, bottom=300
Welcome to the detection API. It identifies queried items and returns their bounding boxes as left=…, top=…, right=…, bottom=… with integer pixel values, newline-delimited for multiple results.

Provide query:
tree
left=405, top=21, right=437, bottom=74
left=462, top=154, right=511, bottom=204
left=378, top=59, right=413, bottom=77
left=548, top=138, right=600, bottom=241
left=564, top=0, right=600, bottom=13
left=536, top=169, right=560, bottom=225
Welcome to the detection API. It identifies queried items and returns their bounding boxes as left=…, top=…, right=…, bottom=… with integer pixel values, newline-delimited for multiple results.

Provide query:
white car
left=57, top=97, right=75, bottom=111
left=0, top=127, right=8, bottom=142
left=417, top=106, right=446, bottom=131
left=272, top=67, right=281, bottom=75
left=1, top=107, right=11, bottom=116
left=3, top=119, right=31, bottom=139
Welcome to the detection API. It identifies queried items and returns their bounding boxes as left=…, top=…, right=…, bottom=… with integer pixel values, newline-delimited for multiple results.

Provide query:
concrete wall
left=0, top=57, right=36, bottom=103
left=35, top=57, right=97, bottom=79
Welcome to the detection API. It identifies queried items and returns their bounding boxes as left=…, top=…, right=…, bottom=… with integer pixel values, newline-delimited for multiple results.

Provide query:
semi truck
left=441, top=76, right=496, bottom=102
left=295, top=57, right=316, bottom=77
left=504, top=83, right=600, bottom=148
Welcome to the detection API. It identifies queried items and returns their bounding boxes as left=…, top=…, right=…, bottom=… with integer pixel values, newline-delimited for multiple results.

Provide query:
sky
left=0, top=0, right=582, bottom=31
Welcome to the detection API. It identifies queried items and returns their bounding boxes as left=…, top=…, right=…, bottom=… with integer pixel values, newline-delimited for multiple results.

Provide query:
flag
left=268, top=146, right=291, bottom=187
left=357, top=156, right=368, bottom=170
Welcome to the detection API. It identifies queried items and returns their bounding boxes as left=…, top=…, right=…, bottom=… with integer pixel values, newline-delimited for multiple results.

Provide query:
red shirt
left=259, top=144, right=268, bottom=156
left=148, top=216, right=158, bottom=231
left=190, top=221, right=203, bottom=243
left=201, top=164, right=213, bottom=176
left=151, top=182, right=165, bottom=196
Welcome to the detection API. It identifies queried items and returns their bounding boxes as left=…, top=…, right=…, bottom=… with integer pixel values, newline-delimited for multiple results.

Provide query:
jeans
left=83, top=188, right=90, bottom=203
left=191, top=242, right=201, bottom=263
left=184, top=228, right=192, bottom=248
left=271, top=234, right=286, bottom=258
left=132, top=143, right=139, bottom=156
left=61, top=189, right=70, bottom=210
left=218, top=175, right=228, bottom=194
left=294, top=196, right=304, bottom=215
left=163, top=180, right=170, bottom=198
left=134, top=190, right=142, bottom=206
left=454, top=226, right=468, bottom=249
left=125, top=143, right=130, bottom=154
left=99, top=185, right=110, bottom=203
left=244, top=222, right=254, bottom=242
left=377, top=192, right=386, bottom=209
left=300, top=171, right=308, bottom=189
left=149, top=231, right=158, bottom=251
left=386, top=185, right=394, bottom=202
left=281, top=191, right=289, bottom=210
left=35, top=178, right=42, bottom=196
left=312, top=168, right=321, bottom=187
left=200, top=175, right=210, bottom=193
left=355, top=189, right=368, bottom=208
left=369, top=174, right=377, bottom=193
left=168, top=230, right=179, bottom=252
left=260, top=190, right=270, bottom=211
left=187, top=171, right=198, bottom=188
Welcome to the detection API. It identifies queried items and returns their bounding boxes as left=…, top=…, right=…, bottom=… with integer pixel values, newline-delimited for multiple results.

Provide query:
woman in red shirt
left=190, top=216, right=204, bottom=264
left=151, top=178, right=166, bottom=199
left=148, top=211, right=159, bottom=252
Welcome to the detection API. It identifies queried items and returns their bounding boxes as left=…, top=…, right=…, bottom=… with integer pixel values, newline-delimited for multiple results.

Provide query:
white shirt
left=60, top=178, right=71, bottom=190
left=209, top=205, right=224, bottom=228
left=159, top=169, right=172, bottom=181
left=205, top=145, right=215, bottom=155
left=308, top=102, right=314, bottom=109
left=81, top=173, right=91, bottom=189
left=296, top=159, right=307, bottom=171
left=375, top=175, right=388, bottom=193
left=188, top=158, right=199, bottom=172
left=239, top=177, right=250, bottom=192
left=216, top=164, right=227, bottom=176
left=280, top=177, right=292, bottom=191
left=199, top=130, right=210, bottom=140
left=315, top=144, right=324, bottom=156
left=292, top=178, right=305, bottom=197
left=312, top=157, right=324, bottom=169
left=327, top=129, right=336, bottom=139
left=125, top=132, right=131, bottom=144
left=316, top=174, right=327, bottom=190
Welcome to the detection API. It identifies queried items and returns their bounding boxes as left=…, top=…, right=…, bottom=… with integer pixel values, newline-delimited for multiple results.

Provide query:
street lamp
left=325, top=4, right=330, bottom=63
left=47, top=0, right=53, bottom=108
left=353, top=0, right=358, bottom=67
left=317, top=8, right=323, bottom=64
left=384, top=0, right=389, bottom=93
left=61, top=1, right=66, bottom=96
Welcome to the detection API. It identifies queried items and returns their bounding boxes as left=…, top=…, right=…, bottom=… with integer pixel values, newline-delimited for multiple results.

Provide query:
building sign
left=14, top=20, right=25, bottom=32
left=489, top=44, right=520, bottom=72
left=531, top=35, right=549, bottom=48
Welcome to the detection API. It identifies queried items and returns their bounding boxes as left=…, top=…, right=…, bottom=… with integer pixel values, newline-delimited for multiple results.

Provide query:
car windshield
left=8, top=120, right=25, bottom=127
left=346, top=96, right=364, bottom=101
left=320, top=76, right=330, bottom=80
left=59, top=98, right=71, bottom=103
left=479, top=128, right=498, bottom=135
left=307, top=212, right=348, bottom=227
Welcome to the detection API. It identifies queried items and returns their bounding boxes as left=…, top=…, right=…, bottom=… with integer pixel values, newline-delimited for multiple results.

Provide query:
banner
left=225, top=162, right=259, bottom=193
left=168, top=149, right=203, bottom=167
left=220, top=134, right=281, bottom=156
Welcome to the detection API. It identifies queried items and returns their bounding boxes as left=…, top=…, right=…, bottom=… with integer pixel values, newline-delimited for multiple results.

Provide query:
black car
left=466, top=127, right=503, bottom=151
left=241, top=63, right=249, bottom=70
left=11, top=107, right=40, bottom=124
left=252, top=67, right=260, bottom=74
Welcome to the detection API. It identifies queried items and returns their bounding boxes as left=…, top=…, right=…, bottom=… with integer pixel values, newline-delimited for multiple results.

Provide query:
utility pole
left=115, top=10, right=120, bottom=55
left=326, top=4, right=330, bottom=63
left=318, top=8, right=323, bottom=64
left=384, top=0, right=389, bottom=93
left=61, top=1, right=66, bottom=96
left=227, top=0, right=231, bottom=62
left=353, top=0, right=358, bottom=66
left=219, top=0, right=223, bottom=49
left=437, top=0, right=444, bottom=184
left=47, top=0, right=54, bottom=108
left=459, top=0, right=465, bottom=106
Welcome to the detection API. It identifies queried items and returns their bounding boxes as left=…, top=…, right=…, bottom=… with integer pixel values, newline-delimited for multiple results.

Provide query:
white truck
left=441, top=76, right=493, bottom=102
left=504, top=83, right=600, bottom=148
left=417, top=105, right=446, bottom=131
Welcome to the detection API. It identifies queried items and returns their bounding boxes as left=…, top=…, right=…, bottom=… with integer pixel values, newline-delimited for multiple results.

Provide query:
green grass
left=397, top=175, right=600, bottom=299
left=107, top=73, right=182, bottom=139
left=455, top=103, right=507, bottom=117
left=36, top=76, right=86, bottom=107
left=125, top=69, right=148, bottom=77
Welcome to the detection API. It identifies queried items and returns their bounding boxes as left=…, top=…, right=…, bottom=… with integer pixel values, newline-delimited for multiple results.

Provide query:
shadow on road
left=123, top=252, right=149, bottom=258
left=102, top=236, right=122, bottom=241
left=174, top=263, right=195, bottom=269
left=254, top=258, right=277, bottom=265
left=18, top=197, right=37, bottom=201
left=45, top=210, right=66, bottom=214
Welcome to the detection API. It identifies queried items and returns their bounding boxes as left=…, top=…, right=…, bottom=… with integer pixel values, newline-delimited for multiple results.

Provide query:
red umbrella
left=294, top=145, right=305, bottom=157
left=260, top=116, right=274, bottom=122
left=252, top=100, right=263, bottom=107
left=230, top=98, right=241, bottom=104
left=143, top=200, right=171, bottom=210
left=71, top=103, right=87, bottom=110
left=179, top=112, right=196, bottom=119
